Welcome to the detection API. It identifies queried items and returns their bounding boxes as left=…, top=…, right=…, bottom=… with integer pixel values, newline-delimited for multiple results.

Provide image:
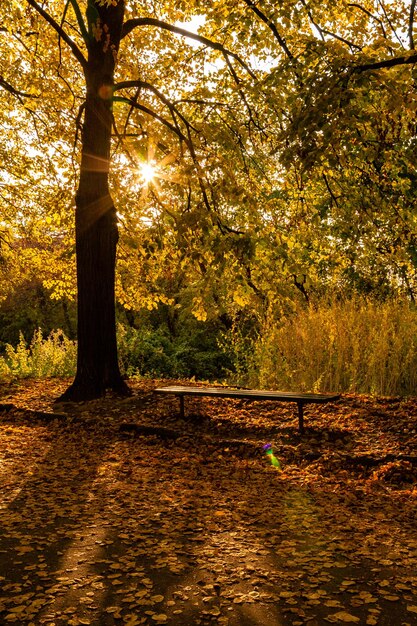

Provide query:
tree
left=202, top=0, right=417, bottom=304
left=3, top=0, right=253, bottom=400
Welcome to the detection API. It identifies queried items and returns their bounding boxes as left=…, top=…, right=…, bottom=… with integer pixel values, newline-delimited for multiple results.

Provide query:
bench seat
left=154, top=385, right=340, bottom=433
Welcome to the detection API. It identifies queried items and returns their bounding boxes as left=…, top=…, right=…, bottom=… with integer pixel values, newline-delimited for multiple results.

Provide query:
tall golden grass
left=242, top=299, right=417, bottom=396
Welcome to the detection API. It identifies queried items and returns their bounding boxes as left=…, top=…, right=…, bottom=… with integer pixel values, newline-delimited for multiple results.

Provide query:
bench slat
left=154, top=386, right=340, bottom=403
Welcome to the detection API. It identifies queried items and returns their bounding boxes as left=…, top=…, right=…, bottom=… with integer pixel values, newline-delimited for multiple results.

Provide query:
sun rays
left=139, top=161, right=158, bottom=184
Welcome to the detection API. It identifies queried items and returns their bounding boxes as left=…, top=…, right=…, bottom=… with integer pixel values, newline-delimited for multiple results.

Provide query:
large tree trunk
left=60, top=0, right=129, bottom=401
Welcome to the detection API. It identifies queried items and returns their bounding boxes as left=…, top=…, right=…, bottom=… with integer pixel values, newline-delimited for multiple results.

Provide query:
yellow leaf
left=15, top=546, right=33, bottom=554
left=328, top=612, right=360, bottom=623
left=124, top=616, right=142, bottom=626
left=210, top=606, right=221, bottom=615
left=8, top=606, right=26, bottom=614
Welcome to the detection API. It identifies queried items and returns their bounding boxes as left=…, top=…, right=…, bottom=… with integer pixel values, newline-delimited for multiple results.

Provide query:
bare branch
left=121, top=16, right=257, bottom=80
left=242, top=0, right=294, bottom=60
left=26, top=0, right=87, bottom=70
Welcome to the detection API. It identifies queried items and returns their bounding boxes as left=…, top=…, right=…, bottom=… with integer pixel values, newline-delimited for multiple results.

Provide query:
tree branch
left=114, top=79, right=199, bottom=135
left=121, top=17, right=256, bottom=80
left=26, top=0, right=87, bottom=70
left=0, top=76, right=37, bottom=99
left=68, top=0, right=90, bottom=46
left=328, top=29, right=362, bottom=50
left=347, top=3, right=387, bottom=38
left=323, top=173, right=340, bottom=207
left=409, top=0, right=417, bottom=50
left=242, top=0, right=294, bottom=60
left=354, top=51, right=417, bottom=72
left=114, top=84, right=243, bottom=237
left=114, top=92, right=209, bottom=213
left=112, top=96, right=189, bottom=144
left=301, top=0, right=325, bottom=41
left=172, top=98, right=227, bottom=107
left=319, top=27, right=362, bottom=50
left=300, top=0, right=361, bottom=50
left=377, top=0, right=404, bottom=48
left=223, top=53, right=264, bottom=135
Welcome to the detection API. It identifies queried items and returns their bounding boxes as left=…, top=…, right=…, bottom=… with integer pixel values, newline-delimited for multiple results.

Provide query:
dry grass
left=246, top=299, right=417, bottom=395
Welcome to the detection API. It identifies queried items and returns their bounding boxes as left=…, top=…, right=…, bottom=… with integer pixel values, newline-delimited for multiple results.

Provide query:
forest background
left=2, top=0, right=417, bottom=397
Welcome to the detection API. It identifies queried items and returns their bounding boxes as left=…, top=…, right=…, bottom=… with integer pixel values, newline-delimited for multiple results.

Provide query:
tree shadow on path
left=0, top=410, right=117, bottom=623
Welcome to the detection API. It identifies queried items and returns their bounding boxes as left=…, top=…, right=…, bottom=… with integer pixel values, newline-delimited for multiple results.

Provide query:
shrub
left=117, top=322, right=232, bottom=380
left=0, top=329, right=77, bottom=379
left=0, top=320, right=232, bottom=382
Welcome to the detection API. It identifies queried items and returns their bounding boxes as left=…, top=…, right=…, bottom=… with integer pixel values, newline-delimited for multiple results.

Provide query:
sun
left=139, top=162, right=158, bottom=184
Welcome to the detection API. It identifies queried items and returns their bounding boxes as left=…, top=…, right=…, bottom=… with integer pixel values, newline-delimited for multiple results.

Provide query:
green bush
left=0, top=319, right=232, bottom=382
left=0, top=329, right=77, bottom=379
left=117, top=322, right=232, bottom=380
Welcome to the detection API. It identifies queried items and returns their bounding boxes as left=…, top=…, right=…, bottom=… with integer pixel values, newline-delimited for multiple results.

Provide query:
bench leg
left=179, top=395, right=185, bottom=419
left=297, top=402, right=304, bottom=434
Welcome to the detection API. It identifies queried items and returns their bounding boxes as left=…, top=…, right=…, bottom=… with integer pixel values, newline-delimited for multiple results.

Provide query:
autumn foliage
left=2, top=0, right=417, bottom=398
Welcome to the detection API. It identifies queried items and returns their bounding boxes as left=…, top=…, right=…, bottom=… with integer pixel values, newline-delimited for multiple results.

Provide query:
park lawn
left=0, top=379, right=416, bottom=626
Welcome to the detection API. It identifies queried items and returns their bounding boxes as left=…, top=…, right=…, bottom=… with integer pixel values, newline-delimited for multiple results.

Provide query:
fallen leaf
left=151, top=595, right=164, bottom=603
left=327, top=611, right=360, bottom=623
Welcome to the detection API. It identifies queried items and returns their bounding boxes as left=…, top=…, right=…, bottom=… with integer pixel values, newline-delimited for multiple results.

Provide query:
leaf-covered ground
left=0, top=379, right=417, bottom=626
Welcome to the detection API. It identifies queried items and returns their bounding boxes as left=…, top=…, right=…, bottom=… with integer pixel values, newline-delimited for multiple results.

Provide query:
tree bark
left=60, top=0, right=130, bottom=401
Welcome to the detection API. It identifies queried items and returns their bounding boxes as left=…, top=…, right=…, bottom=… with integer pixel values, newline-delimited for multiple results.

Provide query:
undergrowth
left=228, top=298, right=417, bottom=396
left=0, top=323, right=230, bottom=382
left=2, top=299, right=417, bottom=396
left=0, top=329, right=77, bottom=379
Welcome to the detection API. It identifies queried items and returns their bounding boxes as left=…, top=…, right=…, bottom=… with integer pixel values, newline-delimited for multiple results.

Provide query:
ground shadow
left=0, top=392, right=416, bottom=625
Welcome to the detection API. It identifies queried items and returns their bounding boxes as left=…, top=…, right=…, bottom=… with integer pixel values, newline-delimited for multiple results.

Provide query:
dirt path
left=0, top=379, right=416, bottom=625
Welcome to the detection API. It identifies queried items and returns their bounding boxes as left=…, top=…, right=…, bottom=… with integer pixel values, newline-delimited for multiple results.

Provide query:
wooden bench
left=154, top=385, right=340, bottom=433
